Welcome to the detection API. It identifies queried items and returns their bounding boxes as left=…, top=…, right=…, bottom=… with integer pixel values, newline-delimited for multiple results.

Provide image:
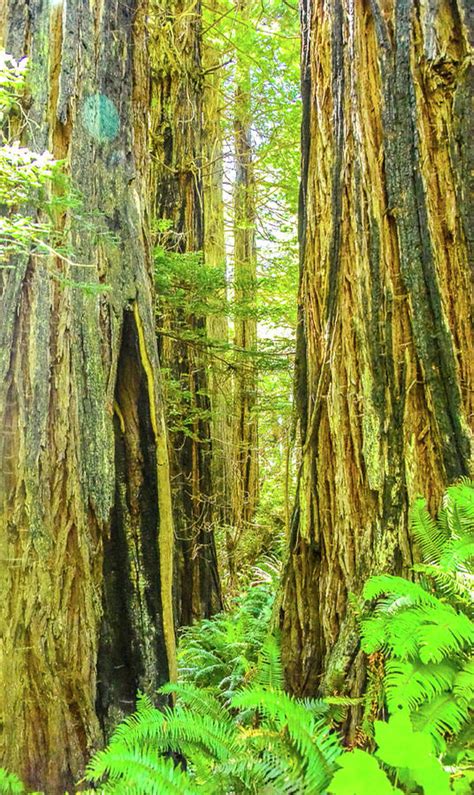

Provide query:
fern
left=86, top=487, right=473, bottom=794
left=412, top=691, right=471, bottom=752
left=232, top=686, right=341, bottom=792
left=177, top=576, right=276, bottom=698
left=254, top=633, right=285, bottom=690
left=384, top=659, right=456, bottom=711
left=0, top=768, right=24, bottom=794
left=159, top=681, right=231, bottom=723
left=86, top=748, right=199, bottom=795
left=87, top=664, right=341, bottom=793
left=361, top=480, right=474, bottom=752
left=411, top=496, right=449, bottom=566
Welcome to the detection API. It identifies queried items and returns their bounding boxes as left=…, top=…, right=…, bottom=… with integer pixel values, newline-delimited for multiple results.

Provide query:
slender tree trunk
left=0, top=1, right=176, bottom=790
left=150, top=0, right=222, bottom=625
left=230, top=0, right=259, bottom=576
left=280, top=0, right=473, bottom=732
left=203, top=1, right=233, bottom=531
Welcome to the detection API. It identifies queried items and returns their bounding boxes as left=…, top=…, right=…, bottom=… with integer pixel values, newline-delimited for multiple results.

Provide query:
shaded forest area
left=0, top=1, right=472, bottom=793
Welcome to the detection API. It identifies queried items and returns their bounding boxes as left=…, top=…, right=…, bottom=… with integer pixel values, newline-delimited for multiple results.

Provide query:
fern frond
left=446, top=480, right=474, bottom=523
left=363, top=575, right=440, bottom=608
left=439, top=535, right=474, bottom=577
left=416, top=610, right=474, bottom=663
left=0, top=768, right=24, bottom=794
left=453, top=658, right=474, bottom=705
left=86, top=747, right=198, bottom=794
left=254, top=633, right=284, bottom=690
left=384, top=659, right=456, bottom=712
left=232, top=686, right=341, bottom=792
left=212, top=755, right=289, bottom=794
left=106, top=693, right=165, bottom=747
left=411, top=496, right=448, bottom=565
left=159, top=681, right=231, bottom=723
left=411, top=692, right=471, bottom=751
left=137, top=707, right=237, bottom=763
left=412, top=563, right=473, bottom=609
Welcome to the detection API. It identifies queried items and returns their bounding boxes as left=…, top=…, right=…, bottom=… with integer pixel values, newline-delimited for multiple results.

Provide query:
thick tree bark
left=230, top=0, right=259, bottom=575
left=150, top=0, right=222, bottom=625
left=280, top=0, right=473, bottom=731
left=0, top=1, right=176, bottom=790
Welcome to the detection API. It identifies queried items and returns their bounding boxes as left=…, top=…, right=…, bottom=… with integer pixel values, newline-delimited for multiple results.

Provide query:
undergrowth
left=1, top=484, right=472, bottom=793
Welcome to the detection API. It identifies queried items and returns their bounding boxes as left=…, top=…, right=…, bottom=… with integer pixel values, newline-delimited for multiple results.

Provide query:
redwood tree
left=280, top=0, right=473, bottom=726
left=230, top=0, right=259, bottom=572
left=203, top=0, right=233, bottom=532
left=0, top=1, right=175, bottom=790
left=150, top=0, right=222, bottom=625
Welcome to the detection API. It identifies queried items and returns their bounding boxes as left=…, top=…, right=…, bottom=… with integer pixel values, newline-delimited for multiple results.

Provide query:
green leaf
left=374, top=712, right=451, bottom=795
left=328, top=750, right=401, bottom=795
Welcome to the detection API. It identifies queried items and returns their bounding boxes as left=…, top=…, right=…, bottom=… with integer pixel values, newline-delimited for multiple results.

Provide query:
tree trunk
left=280, top=0, right=473, bottom=730
left=230, top=0, right=259, bottom=576
left=203, top=0, right=233, bottom=534
left=0, top=1, right=176, bottom=790
left=150, top=0, right=222, bottom=625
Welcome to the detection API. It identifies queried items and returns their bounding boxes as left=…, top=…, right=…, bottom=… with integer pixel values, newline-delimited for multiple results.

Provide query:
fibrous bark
left=150, top=0, right=222, bottom=625
left=0, top=1, right=175, bottom=789
left=230, top=0, right=259, bottom=572
left=203, top=0, right=233, bottom=531
left=281, top=0, right=473, bottom=732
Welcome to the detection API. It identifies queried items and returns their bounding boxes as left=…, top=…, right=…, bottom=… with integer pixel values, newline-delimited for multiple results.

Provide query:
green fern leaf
left=86, top=748, right=198, bottom=794
left=411, top=497, right=448, bottom=565
left=384, top=659, right=456, bottom=712
left=159, top=682, right=231, bottom=723
left=254, top=633, right=284, bottom=690
left=411, top=692, right=471, bottom=751
left=0, top=768, right=24, bottom=794
left=453, top=658, right=474, bottom=705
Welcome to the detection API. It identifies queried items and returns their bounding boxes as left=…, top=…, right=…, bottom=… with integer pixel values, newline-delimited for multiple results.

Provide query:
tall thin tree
left=203, top=0, right=233, bottom=530
left=230, top=0, right=259, bottom=577
left=150, top=0, right=222, bottom=624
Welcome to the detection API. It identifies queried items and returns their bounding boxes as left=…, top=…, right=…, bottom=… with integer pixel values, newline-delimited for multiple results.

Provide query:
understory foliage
left=85, top=567, right=342, bottom=793
left=84, top=484, right=473, bottom=794
left=176, top=558, right=279, bottom=697
left=1, top=486, right=472, bottom=792
left=353, top=480, right=474, bottom=793
left=1, top=51, right=116, bottom=294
